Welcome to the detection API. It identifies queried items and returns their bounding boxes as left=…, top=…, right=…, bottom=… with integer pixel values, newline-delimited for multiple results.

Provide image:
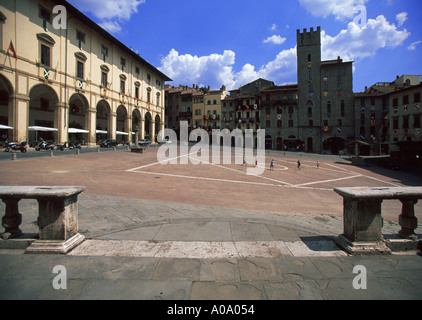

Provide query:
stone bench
left=0, top=186, right=86, bottom=254
left=334, top=187, right=422, bottom=254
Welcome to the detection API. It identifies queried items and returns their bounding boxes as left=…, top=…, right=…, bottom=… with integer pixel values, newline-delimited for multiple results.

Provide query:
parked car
left=157, top=138, right=171, bottom=144
left=100, top=139, right=118, bottom=148
left=138, top=139, right=151, bottom=146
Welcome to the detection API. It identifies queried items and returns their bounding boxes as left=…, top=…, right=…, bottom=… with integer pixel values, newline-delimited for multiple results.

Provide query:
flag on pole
left=8, top=40, right=17, bottom=60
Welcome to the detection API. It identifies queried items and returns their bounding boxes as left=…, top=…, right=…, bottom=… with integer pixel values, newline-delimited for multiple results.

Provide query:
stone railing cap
left=0, top=186, right=86, bottom=198
left=334, top=187, right=422, bottom=199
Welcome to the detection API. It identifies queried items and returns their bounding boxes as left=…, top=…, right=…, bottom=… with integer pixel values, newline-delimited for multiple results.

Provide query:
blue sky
left=68, top=0, right=422, bottom=92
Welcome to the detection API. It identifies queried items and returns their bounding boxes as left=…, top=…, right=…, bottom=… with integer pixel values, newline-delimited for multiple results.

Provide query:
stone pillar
left=12, top=95, right=30, bottom=142
left=56, top=102, right=67, bottom=144
left=110, top=112, right=117, bottom=140
left=342, top=197, right=384, bottom=242
left=1, top=198, right=22, bottom=239
left=140, top=118, right=145, bottom=140
left=36, top=195, right=79, bottom=241
left=87, top=108, right=97, bottom=146
left=151, top=120, right=155, bottom=143
left=398, top=199, right=418, bottom=240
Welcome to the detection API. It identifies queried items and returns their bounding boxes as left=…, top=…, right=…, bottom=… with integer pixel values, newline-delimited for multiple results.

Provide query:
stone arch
left=116, top=105, right=128, bottom=142
left=323, top=137, right=346, bottom=155
left=155, top=114, right=161, bottom=140
left=132, top=108, right=142, bottom=142
left=96, top=99, right=111, bottom=140
left=68, top=93, right=89, bottom=144
left=265, top=134, right=273, bottom=150
left=29, top=83, right=59, bottom=142
left=145, top=111, right=152, bottom=140
left=0, top=74, right=14, bottom=141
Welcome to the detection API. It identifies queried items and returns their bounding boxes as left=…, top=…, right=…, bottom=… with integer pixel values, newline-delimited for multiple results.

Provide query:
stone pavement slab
left=0, top=250, right=421, bottom=300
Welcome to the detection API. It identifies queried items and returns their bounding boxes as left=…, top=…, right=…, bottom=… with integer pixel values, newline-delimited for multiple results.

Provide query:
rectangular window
left=101, top=46, right=108, bottom=62
left=101, top=72, right=108, bottom=87
left=76, top=30, right=85, bottom=49
left=403, top=116, right=409, bottom=129
left=288, top=120, right=293, bottom=127
left=39, top=6, right=51, bottom=30
left=120, top=80, right=125, bottom=94
left=393, top=117, right=399, bottom=130
left=120, top=57, right=126, bottom=71
left=403, top=95, right=409, bottom=105
left=414, top=114, right=421, bottom=128
left=76, top=61, right=84, bottom=79
left=135, top=87, right=139, bottom=99
left=415, top=92, right=421, bottom=103
left=41, top=44, right=50, bottom=67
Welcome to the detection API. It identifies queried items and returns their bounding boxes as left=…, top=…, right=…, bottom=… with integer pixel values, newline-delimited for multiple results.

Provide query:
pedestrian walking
left=255, top=158, right=258, bottom=167
left=270, top=159, right=274, bottom=170
left=317, top=161, right=320, bottom=169
left=297, top=160, right=301, bottom=170
left=242, top=156, right=246, bottom=166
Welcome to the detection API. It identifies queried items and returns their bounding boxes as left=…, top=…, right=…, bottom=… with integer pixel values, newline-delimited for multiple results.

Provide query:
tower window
left=308, top=54, right=311, bottom=62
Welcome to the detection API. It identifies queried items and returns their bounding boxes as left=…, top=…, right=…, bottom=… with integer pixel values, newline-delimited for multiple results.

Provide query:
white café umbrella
left=116, top=131, right=128, bottom=135
left=68, top=128, right=89, bottom=133
left=96, top=130, right=107, bottom=134
left=28, top=126, right=58, bottom=141
left=0, top=124, right=13, bottom=130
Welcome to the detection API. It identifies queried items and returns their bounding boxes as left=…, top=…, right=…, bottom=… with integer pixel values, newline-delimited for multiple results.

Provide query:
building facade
left=297, top=27, right=354, bottom=154
left=260, top=84, right=299, bottom=150
left=0, top=0, right=171, bottom=146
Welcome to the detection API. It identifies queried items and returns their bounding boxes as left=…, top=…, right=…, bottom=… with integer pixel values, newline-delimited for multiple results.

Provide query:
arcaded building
left=0, top=0, right=171, bottom=146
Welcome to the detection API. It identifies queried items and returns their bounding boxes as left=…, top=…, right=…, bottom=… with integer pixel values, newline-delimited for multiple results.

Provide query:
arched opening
left=29, top=84, right=59, bottom=143
left=68, top=93, right=89, bottom=144
left=0, top=75, right=13, bottom=143
left=276, top=137, right=283, bottom=150
left=116, top=105, right=128, bottom=143
left=132, top=109, right=141, bottom=143
left=155, top=114, right=161, bottom=141
left=323, top=137, right=346, bottom=155
left=145, top=112, right=152, bottom=140
left=265, top=135, right=272, bottom=150
left=307, top=137, right=313, bottom=153
left=96, top=100, right=111, bottom=142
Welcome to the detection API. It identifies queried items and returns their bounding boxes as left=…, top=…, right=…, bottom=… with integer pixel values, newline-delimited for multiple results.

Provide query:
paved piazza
left=0, top=147, right=421, bottom=223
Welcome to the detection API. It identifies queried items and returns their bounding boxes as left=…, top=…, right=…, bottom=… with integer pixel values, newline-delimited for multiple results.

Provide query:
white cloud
left=270, top=24, right=277, bottom=31
left=408, top=40, right=422, bottom=51
left=69, top=0, right=145, bottom=33
left=99, top=20, right=122, bottom=33
left=321, top=15, right=410, bottom=61
left=396, top=12, right=408, bottom=27
left=159, top=15, right=409, bottom=90
left=159, top=49, right=237, bottom=89
left=298, top=0, right=368, bottom=20
left=263, top=35, right=287, bottom=45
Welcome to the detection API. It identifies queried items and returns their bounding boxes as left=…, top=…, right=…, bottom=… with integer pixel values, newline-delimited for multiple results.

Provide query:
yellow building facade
left=0, top=0, right=171, bottom=146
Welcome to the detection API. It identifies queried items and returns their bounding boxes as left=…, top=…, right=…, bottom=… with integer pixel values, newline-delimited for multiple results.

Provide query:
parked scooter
left=4, top=140, right=27, bottom=153
left=58, top=142, right=81, bottom=151
left=35, top=140, right=55, bottom=151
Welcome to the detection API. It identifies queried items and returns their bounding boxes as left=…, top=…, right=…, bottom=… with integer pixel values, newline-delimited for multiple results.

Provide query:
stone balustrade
left=334, top=187, right=422, bottom=254
left=0, top=186, right=86, bottom=254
